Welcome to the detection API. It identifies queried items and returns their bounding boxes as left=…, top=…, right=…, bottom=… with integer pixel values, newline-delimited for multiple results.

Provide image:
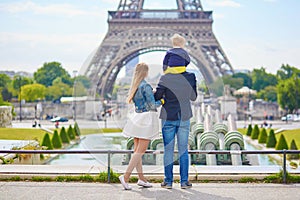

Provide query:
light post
left=73, top=70, right=78, bottom=122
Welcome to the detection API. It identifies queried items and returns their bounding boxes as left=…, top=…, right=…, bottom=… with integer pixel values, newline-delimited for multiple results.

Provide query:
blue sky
left=0, top=0, right=299, bottom=75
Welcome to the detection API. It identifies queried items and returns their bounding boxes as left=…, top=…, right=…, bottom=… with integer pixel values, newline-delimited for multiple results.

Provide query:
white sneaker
left=119, top=175, right=132, bottom=190
left=137, top=179, right=153, bottom=188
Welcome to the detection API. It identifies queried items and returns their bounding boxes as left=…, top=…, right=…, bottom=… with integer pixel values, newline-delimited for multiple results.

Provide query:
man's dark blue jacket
left=154, top=72, right=197, bottom=121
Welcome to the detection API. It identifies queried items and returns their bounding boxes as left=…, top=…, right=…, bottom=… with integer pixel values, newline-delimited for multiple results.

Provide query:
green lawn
left=0, top=127, right=123, bottom=144
left=0, top=128, right=46, bottom=143
left=239, top=127, right=300, bottom=148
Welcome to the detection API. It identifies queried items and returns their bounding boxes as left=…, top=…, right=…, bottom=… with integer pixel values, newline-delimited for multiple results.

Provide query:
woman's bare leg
left=134, top=138, right=148, bottom=182
left=124, top=138, right=150, bottom=182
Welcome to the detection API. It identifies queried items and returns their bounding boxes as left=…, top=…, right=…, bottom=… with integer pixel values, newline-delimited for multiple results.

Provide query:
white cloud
left=208, top=0, right=242, bottom=8
left=0, top=1, right=101, bottom=17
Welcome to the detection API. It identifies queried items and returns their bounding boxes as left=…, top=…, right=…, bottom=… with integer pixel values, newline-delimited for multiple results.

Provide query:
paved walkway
left=0, top=182, right=299, bottom=200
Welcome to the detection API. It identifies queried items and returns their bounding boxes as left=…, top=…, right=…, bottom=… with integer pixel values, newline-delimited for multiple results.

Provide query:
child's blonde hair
left=171, top=33, right=186, bottom=48
left=126, top=62, right=149, bottom=103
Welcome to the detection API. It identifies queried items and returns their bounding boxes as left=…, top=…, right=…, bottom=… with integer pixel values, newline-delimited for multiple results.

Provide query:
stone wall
left=0, top=106, right=12, bottom=127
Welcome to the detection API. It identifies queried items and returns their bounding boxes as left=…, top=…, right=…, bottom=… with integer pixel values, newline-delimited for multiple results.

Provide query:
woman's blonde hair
left=127, top=62, right=149, bottom=103
left=171, top=33, right=186, bottom=48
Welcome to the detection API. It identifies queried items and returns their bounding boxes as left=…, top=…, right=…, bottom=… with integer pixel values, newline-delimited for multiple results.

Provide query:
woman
left=119, top=63, right=164, bottom=190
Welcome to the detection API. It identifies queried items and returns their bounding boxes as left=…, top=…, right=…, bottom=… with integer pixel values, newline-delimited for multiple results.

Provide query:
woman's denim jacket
left=133, top=80, right=162, bottom=113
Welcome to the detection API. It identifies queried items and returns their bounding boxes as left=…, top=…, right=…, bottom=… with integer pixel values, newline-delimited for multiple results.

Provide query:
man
left=154, top=55, right=197, bottom=189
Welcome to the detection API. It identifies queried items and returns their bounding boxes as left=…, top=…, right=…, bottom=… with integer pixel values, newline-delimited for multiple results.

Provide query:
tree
left=74, top=122, right=81, bottom=136
left=67, top=125, right=75, bottom=140
left=12, top=75, right=32, bottom=91
left=45, top=78, right=72, bottom=100
left=0, top=74, right=11, bottom=88
left=41, top=133, right=53, bottom=150
left=246, top=124, right=252, bottom=137
left=60, top=127, right=70, bottom=144
left=52, top=130, right=62, bottom=149
left=277, top=75, right=300, bottom=111
left=275, top=134, right=288, bottom=150
left=222, top=75, right=244, bottom=90
left=34, top=62, right=71, bottom=87
left=287, top=139, right=299, bottom=160
left=20, top=84, right=46, bottom=102
left=258, top=128, right=267, bottom=144
left=232, top=72, right=252, bottom=88
left=251, top=67, right=277, bottom=91
left=251, top=124, right=259, bottom=139
left=276, top=64, right=300, bottom=80
left=266, top=129, right=277, bottom=148
left=75, top=75, right=91, bottom=89
left=257, top=86, right=277, bottom=102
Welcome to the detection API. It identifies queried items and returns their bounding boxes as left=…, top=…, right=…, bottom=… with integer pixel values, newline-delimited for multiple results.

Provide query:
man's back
left=154, top=72, right=197, bottom=121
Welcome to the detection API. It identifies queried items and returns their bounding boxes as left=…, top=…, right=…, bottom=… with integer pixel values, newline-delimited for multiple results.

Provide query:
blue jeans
left=162, top=120, right=190, bottom=185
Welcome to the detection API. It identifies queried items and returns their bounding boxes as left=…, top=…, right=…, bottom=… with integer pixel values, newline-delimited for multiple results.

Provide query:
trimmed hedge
left=60, top=127, right=70, bottom=144
left=266, top=129, right=276, bottom=148
left=67, top=125, right=75, bottom=140
left=41, top=133, right=53, bottom=150
left=288, top=139, right=299, bottom=160
left=52, top=130, right=62, bottom=149
left=246, top=124, right=252, bottom=137
left=258, top=128, right=267, bottom=144
left=74, top=122, right=81, bottom=136
left=251, top=124, right=259, bottom=139
left=275, top=134, right=288, bottom=150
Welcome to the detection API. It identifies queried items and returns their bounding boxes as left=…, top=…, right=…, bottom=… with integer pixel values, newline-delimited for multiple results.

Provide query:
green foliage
left=264, top=170, right=300, bottom=183
left=251, top=67, right=278, bottom=91
left=67, top=125, right=75, bottom=140
left=238, top=177, right=257, bottom=183
left=73, top=81, right=87, bottom=97
left=258, top=128, right=268, bottom=144
left=246, top=124, right=252, bottom=136
left=20, top=83, right=46, bottom=102
left=60, top=127, right=70, bottom=144
left=52, top=130, right=62, bottom=149
left=12, top=75, right=32, bottom=91
left=276, top=64, right=300, bottom=80
left=232, top=72, right=252, bottom=88
left=275, top=134, right=288, bottom=150
left=34, top=62, right=71, bottom=87
left=41, top=133, right=53, bottom=150
left=288, top=139, right=299, bottom=160
left=31, top=177, right=53, bottom=182
left=0, top=73, right=11, bottom=87
left=251, top=124, right=260, bottom=139
left=277, top=75, right=300, bottom=110
left=74, top=75, right=91, bottom=89
left=266, top=129, right=277, bottom=148
left=222, top=75, right=244, bottom=90
left=45, top=78, right=72, bottom=101
left=97, top=169, right=120, bottom=183
left=74, top=122, right=81, bottom=136
left=257, top=86, right=277, bottom=102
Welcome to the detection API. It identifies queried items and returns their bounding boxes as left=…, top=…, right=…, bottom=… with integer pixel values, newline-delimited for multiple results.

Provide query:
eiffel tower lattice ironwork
left=83, top=0, right=234, bottom=97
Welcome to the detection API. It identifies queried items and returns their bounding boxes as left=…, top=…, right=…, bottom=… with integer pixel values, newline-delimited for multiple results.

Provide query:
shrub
left=97, top=169, right=120, bottom=183
left=52, top=130, right=62, bottom=149
left=275, top=134, right=288, bottom=150
left=251, top=124, right=259, bottom=139
left=60, top=127, right=70, bottom=144
left=258, top=128, right=267, bottom=144
left=266, top=129, right=276, bottom=148
left=67, top=125, right=75, bottom=140
left=74, top=122, right=81, bottom=136
left=288, top=139, right=299, bottom=160
left=41, top=133, right=53, bottom=150
left=246, top=124, right=252, bottom=136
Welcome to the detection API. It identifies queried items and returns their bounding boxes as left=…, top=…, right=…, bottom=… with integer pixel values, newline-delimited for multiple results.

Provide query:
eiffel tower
left=83, top=0, right=234, bottom=97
